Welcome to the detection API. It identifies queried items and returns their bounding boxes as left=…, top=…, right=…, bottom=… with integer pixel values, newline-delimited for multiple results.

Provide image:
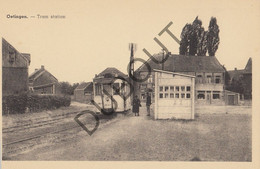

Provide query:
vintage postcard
left=1, top=0, right=260, bottom=168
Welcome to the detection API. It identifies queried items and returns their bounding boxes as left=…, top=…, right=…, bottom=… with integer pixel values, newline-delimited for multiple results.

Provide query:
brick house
left=29, top=65, right=61, bottom=95
left=74, top=82, right=93, bottom=103
left=134, top=53, right=226, bottom=105
left=228, top=57, right=252, bottom=99
left=2, top=38, right=31, bottom=96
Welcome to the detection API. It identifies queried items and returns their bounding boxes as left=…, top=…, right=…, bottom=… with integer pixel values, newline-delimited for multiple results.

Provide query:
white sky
left=1, top=0, right=260, bottom=84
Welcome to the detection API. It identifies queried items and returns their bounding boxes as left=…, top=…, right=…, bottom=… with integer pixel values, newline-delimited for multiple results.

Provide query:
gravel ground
left=3, top=106, right=252, bottom=161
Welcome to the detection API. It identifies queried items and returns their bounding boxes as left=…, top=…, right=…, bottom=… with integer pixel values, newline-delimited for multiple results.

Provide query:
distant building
left=134, top=53, right=226, bottom=105
left=29, top=65, right=61, bottom=95
left=2, top=38, right=31, bottom=96
left=228, top=58, right=252, bottom=99
left=74, top=82, right=93, bottom=103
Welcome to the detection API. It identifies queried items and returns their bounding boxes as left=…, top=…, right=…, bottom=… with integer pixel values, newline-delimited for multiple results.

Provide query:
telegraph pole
left=129, top=43, right=137, bottom=103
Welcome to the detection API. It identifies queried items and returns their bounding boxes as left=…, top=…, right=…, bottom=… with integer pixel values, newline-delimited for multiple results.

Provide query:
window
left=186, top=93, right=190, bottom=98
left=197, top=91, right=205, bottom=99
left=103, top=84, right=112, bottom=95
left=158, top=85, right=191, bottom=99
left=176, top=86, right=179, bottom=91
left=206, top=75, right=212, bottom=83
left=170, top=86, right=174, bottom=92
left=186, top=86, right=191, bottom=91
left=170, top=93, right=174, bottom=98
left=159, top=93, right=163, bottom=98
left=159, top=86, right=163, bottom=92
left=213, top=91, right=220, bottom=99
left=95, top=84, right=101, bottom=96
left=175, top=93, right=179, bottom=98
left=197, top=75, right=203, bottom=83
left=165, top=93, right=169, bottom=98
left=165, top=86, right=169, bottom=92
left=215, top=76, right=221, bottom=84
left=112, top=83, right=120, bottom=95
left=181, top=86, right=185, bottom=91
left=181, top=93, right=185, bottom=98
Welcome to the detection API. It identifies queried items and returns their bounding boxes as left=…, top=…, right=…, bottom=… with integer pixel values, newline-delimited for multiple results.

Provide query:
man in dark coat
left=146, top=92, right=151, bottom=116
left=132, top=95, right=141, bottom=116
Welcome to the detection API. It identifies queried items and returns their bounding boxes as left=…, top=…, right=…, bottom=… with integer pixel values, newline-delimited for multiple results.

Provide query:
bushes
left=2, top=94, right=71, bottom=115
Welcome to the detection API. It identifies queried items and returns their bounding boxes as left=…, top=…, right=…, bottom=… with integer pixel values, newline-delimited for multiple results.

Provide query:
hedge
left=2, top=94, right=71, bottom=115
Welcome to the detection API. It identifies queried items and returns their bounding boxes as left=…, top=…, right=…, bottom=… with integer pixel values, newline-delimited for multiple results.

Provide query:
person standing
left=132, top=95, right=141, bottom=116
left=146, top=92, right=151, bottom=116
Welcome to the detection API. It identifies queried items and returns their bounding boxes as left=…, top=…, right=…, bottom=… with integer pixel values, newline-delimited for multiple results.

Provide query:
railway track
left=2, top=110, right=82, bottom=133
left=3, top=122, right=80, bottom=147
left=2, top=110, right=125, bottom=157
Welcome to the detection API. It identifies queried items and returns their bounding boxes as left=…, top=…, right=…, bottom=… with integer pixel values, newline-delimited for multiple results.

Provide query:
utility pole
left=162, top=48, right=165, bottom=70
left=128, top=43, right=137, bottom=103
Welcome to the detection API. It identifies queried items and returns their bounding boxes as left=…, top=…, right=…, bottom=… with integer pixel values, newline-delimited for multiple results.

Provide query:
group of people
left=132, top=92, right=151, bottom=116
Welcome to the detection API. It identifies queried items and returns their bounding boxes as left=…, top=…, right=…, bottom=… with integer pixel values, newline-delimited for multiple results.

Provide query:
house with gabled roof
left=74, top=82, right=93, bottom=103
left=2, top=38, right=31, bottom=96
left=134, top=53, right=226, bottom=105
left=29, top=65, right=61, bottom=95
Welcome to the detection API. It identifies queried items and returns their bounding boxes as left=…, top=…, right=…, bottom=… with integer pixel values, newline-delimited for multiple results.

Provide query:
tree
left=179, top=16, right=220, bottom=56
left=179, top=24, right=192, bottom=55
left=179, top=16, right=207, bottom=56
left=197, top=28, right=208, bottom=56
left=207, top=17, right=220, bottom=56
left=59, top=82, right=79, bottom=95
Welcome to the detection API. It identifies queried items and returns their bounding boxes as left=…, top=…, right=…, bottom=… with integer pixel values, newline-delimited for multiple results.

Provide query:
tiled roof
left=29, top=68, right=44, bottom=80
left=97, top=67, right=127, bottom=77
left=75, top=82, right=92, bottom=90
left=29, top=66, right=58, bottom=81
left=136, top=53, right=225, bottom=73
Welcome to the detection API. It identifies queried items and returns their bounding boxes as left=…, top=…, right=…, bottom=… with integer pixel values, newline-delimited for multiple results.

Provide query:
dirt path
left=5, top=106, right=251, bottom=161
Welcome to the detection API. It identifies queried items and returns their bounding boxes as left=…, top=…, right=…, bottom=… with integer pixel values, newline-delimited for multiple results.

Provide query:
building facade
left=74, top=82, right=93, bottom=103
left=29, top=65, right=61, bottom=95
left=134, top=53, right=226, bottom=105
left=2, top=38, right=31, bottom=96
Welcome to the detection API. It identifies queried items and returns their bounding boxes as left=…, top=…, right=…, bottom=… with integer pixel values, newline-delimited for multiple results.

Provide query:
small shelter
left=153, top=69, right=195, bottom=120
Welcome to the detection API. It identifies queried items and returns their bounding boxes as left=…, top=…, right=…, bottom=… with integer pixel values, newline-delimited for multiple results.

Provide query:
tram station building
left=153, top=69, right=195, bottom=120
left=134, top=53, right=226, bottom=106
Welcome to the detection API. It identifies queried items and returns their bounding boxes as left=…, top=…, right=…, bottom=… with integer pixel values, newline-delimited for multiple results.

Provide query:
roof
left=227, top=69, right=244, bottom=80
left=2, top=38, right=31, bottom=66
left=244, top=57, right=252, bottom=74
left=29, top=66, right=58, bottom=81
left=93, top=78, right=114, bottom=84
left=136, top=53, right=225, bottom=73
left=75, top=82, right=92, bottom=90
left=153, top=69, right=196, bottom=78
left=97, top=67, right=127, bottom=77
left=228, top=57, right=252, bottom=80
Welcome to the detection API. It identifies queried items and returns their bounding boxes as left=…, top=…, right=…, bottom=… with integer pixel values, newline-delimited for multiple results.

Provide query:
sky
left=1, top=0, right=260, bottom=84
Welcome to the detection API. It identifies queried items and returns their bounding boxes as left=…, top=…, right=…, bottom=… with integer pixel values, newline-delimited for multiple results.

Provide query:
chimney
left=41, top=65, right=44, bottom=69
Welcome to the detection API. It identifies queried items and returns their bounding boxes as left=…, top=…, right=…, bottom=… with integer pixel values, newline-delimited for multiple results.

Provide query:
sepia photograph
left=1, top=0, right=260, bottom=168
